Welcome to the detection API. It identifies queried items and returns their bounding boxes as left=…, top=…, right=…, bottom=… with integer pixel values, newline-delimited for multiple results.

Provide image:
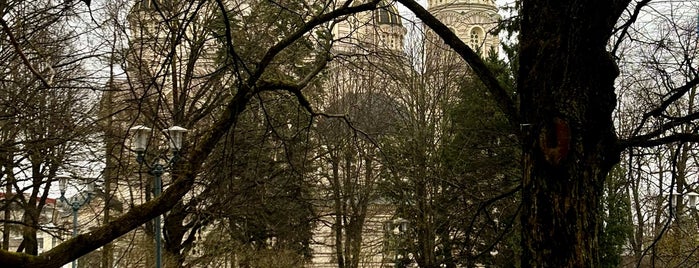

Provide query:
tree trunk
left=102, top=99, right=116, bottom=268
left=163, top=201, right=188, bottom=268
left=331, top=152, right=345, bottom=268
left=519, top=1, right=623, bottom=266
left=629, top=149, right=645, bottom=264
left=3, top=155, right=14, bottom=250
left=21, top=161, right=43, bottom=255
left=20, top=207, right=38, bottom=255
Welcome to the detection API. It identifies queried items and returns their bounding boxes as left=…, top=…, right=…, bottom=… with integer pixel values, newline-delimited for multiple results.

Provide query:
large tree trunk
left=21, top=161, right=44, bottom=256
left=518, top=1, right=624, bottom=266
left=392, top=1, right=630, bottom=263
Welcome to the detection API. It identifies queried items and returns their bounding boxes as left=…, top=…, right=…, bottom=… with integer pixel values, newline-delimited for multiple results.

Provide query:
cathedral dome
left=375, top=4, right=401, bottom=26
left=428, top=0, right=497, bottom=11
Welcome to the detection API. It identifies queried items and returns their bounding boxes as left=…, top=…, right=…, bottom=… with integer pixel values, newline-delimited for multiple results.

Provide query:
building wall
left=309, top=205, right=395, bottom=268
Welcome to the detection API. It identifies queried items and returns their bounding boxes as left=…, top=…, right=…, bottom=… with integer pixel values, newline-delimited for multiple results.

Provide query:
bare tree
left=609, top=2, right=699, bottom=266
left=0, top=0, right=98, bottom=257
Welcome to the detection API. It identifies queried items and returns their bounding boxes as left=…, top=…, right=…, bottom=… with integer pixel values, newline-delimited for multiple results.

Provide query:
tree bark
left=518, top=1, right=626, bottom=266
left=163, top=200, right=189, bottom=268
left=21, top=161, right=43, bottom=256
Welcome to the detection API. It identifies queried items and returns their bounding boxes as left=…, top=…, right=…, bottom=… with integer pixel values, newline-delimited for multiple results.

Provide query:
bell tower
left=427, top=0, right=500, bottom=55
left=373, top=3, right=407, bottom=52
left=126, top=0, right=166, bottom=72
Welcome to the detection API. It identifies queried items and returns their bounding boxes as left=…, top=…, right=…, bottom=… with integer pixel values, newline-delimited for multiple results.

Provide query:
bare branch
left=0, top=17, right=51, bottom=88
left=622, top=132, right=699, bottom=148
left=611, top=0, right=652, bottom=56
left=249, top=0, right=381, bottom=88
left=622, top=77, right=699, bottom=147
left=258, top=53, right=332, bottom=114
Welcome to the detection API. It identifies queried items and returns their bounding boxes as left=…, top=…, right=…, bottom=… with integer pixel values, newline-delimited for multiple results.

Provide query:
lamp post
left=393, top=218, right=411, bottom=268
left=129, top=125, right=187, bottom=268
left=57, top=174, right=95, bottom=268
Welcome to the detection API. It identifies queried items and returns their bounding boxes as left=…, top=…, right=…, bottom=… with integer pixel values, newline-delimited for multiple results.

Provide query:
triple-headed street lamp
left=129, top=125, right=188, bottom=268
left=57, top=174, right=95, bottom=268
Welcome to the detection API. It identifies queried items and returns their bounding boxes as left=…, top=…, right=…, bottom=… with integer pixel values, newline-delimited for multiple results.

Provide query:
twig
left=0, top=17, right=51, bottom=88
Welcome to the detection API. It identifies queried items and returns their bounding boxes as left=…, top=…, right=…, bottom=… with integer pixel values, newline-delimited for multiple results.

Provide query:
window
left=470, top=27, right=484, bottom=51
left=376, top=8, right=399, bottom=25
left=380, top=10, right=390, bottom=23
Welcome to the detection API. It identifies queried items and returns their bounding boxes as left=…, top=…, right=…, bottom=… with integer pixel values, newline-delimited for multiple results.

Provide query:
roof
left=0, top=192, right=57, bottom=205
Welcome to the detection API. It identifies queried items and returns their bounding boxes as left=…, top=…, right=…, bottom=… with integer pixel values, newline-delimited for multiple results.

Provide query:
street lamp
left=129, top=125, right=187, bottom=268
left=57, top=174, right=95, bottom=268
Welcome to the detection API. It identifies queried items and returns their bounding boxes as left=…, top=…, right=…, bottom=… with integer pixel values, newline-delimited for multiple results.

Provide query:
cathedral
left=309, top=1, right=500, bottom=267
left=97, top=0, right=501, bottom=267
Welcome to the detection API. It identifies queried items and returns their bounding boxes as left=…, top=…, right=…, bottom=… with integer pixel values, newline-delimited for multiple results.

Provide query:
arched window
left=379, top=9, right=390, bottom=24
left=470, top=27, right=484, bottom=50
left=375, top=5, right=401, bottom=25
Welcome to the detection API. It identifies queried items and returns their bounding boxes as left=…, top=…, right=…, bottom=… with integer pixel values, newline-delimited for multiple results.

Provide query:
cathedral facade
left=308, top=1, right=500, bottom=267
left=100, top=0, right=500, bottom=267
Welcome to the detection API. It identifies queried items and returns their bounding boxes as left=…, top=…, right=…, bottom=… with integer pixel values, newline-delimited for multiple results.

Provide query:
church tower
left=126, top=0, right=169, bottom=80
left=427, top=0, right=500, bottom=55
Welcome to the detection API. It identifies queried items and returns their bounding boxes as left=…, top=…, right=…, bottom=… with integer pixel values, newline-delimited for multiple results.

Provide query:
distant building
left=0, top=193, right=70, bottom=267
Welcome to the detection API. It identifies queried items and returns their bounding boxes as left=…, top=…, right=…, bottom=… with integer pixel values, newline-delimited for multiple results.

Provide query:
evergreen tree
left=599, top=165, right=633, bottom=267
